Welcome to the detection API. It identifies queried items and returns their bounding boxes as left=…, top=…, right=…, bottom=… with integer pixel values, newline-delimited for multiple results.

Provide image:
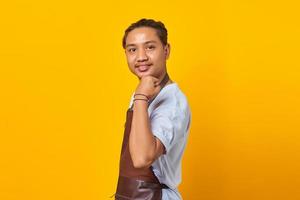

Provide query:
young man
left=115, top=19, right=191, bottom=200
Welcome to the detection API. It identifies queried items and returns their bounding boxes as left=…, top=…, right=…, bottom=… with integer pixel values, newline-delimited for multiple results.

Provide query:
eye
left=147, top=45, right=155, bottom=50
left=127, top=48, right=136, bottom=53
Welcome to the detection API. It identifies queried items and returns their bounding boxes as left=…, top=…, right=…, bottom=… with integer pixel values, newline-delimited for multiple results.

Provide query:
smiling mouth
left=137, top=64, right=151, bottom=72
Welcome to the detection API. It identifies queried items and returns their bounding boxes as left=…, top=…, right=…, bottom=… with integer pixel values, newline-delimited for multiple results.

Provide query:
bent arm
left=129, top=100, right=165, bottom=169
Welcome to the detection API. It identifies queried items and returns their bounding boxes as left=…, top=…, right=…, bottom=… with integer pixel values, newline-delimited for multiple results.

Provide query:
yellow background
left=1, top=0, right=299, bottom=199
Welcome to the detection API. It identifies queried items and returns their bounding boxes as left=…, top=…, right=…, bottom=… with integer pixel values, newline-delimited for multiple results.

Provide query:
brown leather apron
left=113, top=74, right=170, bottom=200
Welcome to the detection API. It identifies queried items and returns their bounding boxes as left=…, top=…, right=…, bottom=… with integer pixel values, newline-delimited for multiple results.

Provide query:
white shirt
left=128, top=82, right=191, bottom=200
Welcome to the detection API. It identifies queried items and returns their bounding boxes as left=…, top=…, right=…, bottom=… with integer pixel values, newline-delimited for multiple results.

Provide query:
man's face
left=124, top=27, right=170, bottom=80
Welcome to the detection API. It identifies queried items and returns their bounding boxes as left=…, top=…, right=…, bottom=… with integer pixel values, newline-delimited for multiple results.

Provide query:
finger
left=155, top=82, right=162, bottom=88
left=152, top=76, right=159, bottom=80
left=151, top=76, right=159, bottom=82
left=153, top=80, right=160, bottom=87
left=155, top=84, right=162, bottom=93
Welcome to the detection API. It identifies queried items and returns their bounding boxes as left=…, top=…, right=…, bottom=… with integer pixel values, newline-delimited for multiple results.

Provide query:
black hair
left=122, top=18, right=168, bottom=49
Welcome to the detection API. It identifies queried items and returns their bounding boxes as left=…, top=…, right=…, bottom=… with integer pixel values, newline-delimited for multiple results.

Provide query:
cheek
left=126, top=55, right=136, bottom=71
left=152, top=53, right=165, bottom=65
left=126, top=55, right=134, bottom=65
left=152, top=50, right=165, bottom=60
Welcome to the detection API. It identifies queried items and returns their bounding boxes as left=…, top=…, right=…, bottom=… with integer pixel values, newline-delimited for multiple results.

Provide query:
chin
left=136, top=71, right=152, bottom=78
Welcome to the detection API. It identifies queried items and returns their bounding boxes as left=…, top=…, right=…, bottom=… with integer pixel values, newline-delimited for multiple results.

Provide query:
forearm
left=129, top=100, right=157, bottom=168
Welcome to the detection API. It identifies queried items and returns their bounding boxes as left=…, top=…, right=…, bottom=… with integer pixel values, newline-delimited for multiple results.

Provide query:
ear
left=164, top=43, right=170, bottom=59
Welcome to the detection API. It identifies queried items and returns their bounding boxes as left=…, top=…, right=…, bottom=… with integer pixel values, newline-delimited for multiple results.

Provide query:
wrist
left=134, top=99, right=148, bottom=103
left=133, top=99, right=149, bottom=108
left=134, top=93, right=150, bottom=100
left=133, top=92, right=149, bottom=106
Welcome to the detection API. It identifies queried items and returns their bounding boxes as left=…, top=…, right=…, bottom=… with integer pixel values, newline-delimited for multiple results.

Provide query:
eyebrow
left=125, top=40, right=158, bottom=48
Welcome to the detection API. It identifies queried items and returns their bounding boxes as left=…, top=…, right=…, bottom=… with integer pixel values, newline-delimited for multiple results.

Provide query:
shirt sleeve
left=150, top=107, right=179, bottom=154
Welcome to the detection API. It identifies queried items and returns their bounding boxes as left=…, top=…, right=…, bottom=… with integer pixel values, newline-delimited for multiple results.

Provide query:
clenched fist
left=135, top=76, right=162, bottom=101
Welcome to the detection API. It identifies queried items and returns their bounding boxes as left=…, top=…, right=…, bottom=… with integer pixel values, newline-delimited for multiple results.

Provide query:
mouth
left=136, top=64, right=152, bottom=72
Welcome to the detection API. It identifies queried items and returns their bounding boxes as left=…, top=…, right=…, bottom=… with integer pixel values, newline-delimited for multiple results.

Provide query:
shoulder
left=149, top=83, right=191, bottom=119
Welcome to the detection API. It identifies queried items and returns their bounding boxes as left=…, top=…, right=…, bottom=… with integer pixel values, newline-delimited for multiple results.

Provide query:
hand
left=135, top=76, right=162, bottom=100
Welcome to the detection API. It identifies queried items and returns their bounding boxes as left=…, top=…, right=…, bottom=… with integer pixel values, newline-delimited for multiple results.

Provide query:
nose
left=136, top=49, right=148, bottom=62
